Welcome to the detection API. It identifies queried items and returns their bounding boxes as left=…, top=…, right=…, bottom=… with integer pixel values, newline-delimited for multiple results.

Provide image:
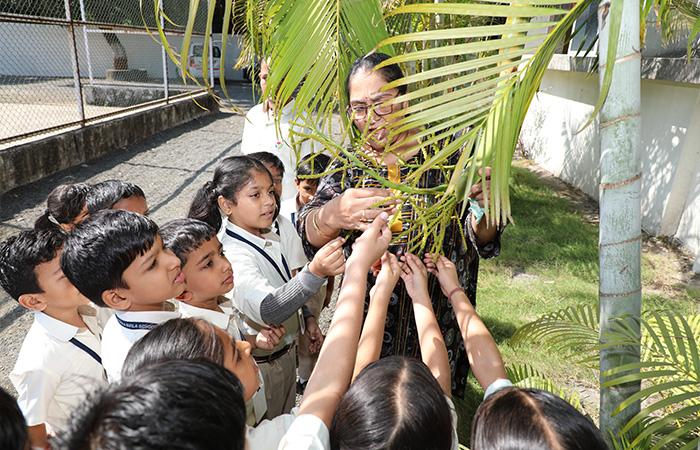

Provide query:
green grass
left=452, top=165, right=698, bottom=447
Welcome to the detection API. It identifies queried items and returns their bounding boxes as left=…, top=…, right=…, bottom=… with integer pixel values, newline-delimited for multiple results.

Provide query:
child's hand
left=254, top=324, right=287, bottom=350
left=375, top=252, right=401, bottom=292
left=400, top=253, right=429, bottom=300
left=347, top=212, right=391, bottom=271
left=309, top=236, right=346, bottom=278
left=305, top=316, right=324, bottom=353
left=423, top=253, right=460, bottom=297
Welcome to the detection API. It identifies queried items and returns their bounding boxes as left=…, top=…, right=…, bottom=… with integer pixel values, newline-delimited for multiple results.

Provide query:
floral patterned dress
left=298, top=149, right=503, bottom=397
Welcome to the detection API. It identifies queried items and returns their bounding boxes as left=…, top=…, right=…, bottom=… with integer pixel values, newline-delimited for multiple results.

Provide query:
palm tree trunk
left=597, top=0, right=642, bottom=445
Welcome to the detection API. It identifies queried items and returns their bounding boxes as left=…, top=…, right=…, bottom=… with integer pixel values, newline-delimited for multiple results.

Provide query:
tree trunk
left=103, top=32, right=128, bottom=70
left=598, top=0, right=642, bottom=446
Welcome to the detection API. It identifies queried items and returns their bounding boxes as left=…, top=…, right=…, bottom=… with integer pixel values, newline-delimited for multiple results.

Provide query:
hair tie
left=47, top=212, right=61, bottom=226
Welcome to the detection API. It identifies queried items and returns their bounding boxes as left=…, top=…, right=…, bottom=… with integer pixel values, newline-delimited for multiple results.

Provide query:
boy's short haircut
left=57, top=359, right=246, bottom=450
left=86, top=180, right=146, bottom=214
left=61, top=209, right=158, bottom=306
left=248, top=151, right=285, bottom=176
left=296, top=153, right=331, bottom=182
left=0, top=386, right=28, bottom=450
left=160, top=219, right=217, bottom=267
left=0, top=228, right=66, bottom=301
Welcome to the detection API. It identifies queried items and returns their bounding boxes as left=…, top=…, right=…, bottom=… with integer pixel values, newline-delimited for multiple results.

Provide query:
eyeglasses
left=346, top=98, right=396, bottom=120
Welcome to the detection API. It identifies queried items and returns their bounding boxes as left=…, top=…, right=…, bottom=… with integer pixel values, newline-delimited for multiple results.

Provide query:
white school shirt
left=275, top=215, right=307, bottom=272
left=241, top=99, right=314, bottom=202
left=277, top=414, right=330, bottom=450
left=10, top=306, right=106, bottom=433
left=176, top=299, right=244, bottom=339
left=218, top=220, right=300, bottom=350
left=101, top=306, right=180, bottom=383
left=246, top=410, right=297, bottom=450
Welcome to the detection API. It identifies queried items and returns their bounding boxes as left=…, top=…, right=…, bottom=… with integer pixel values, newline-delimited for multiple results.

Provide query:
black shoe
left=296, top=379, right=308, bottom=395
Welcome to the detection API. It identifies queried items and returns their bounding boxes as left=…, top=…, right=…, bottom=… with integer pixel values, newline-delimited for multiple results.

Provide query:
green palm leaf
left=600, top=312, right=700, bottom=449
left=510, top=304, right=600, bottom=367
left=506, top=363, right=582, bottom=410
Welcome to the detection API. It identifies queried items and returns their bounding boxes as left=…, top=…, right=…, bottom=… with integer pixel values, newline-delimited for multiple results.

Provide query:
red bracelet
left=447, top=287, right=464, bottom=303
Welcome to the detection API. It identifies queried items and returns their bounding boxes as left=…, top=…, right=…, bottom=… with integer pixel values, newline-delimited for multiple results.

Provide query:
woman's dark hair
left=471, top=387, right=609, bottom=450
left=57, top=359, right=246, bottom=450
left=344, top=52, right=407, bottom=98
left=86, top=180, right=145, bottom=214
left=34, top=182, right=92, bottom=230
left=0, top=386, right=27, bottom=450
left=331, top=356, right=453, bottom=450
left=122, top=317, right=225, bottom=378
left=188, top=156, right=271, bottom=230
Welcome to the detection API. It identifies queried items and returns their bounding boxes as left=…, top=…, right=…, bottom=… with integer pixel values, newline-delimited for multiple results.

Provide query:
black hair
left=34, top=182, right=92, bottom=230
left=0, top=386, right=28, bottom=450
left=0, top=228, right=66, bottom=301
left=471, top=387, right=609, bottom=450
left=160, top=219, right=217, bottom=267
left=61, top=209, right=158, bottom=306
left=248, top=151, right=285, bottom=177
left=86, top=180, right=146, bottom=214
left=56, top=359, right=246, bottom=450
left=122, top=317, right=226, bottom=378
left=331, top=356, right=453, bottom=450
left=296, top=153, right=331, bottom=183
left=188, top=156, right=272, bottom=231
left=344, top=52, right=407, bottom=99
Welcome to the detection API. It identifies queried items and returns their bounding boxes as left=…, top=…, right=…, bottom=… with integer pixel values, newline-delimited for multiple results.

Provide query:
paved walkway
left=0, top=82, right=257, bottom=393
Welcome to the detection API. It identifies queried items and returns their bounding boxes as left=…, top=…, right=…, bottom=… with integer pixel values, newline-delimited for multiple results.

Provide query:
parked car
left=187, top=43, right=221, bottom=82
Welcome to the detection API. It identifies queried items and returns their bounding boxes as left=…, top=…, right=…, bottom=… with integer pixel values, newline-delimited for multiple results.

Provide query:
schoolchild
left=188, top=155, right=345, bottom=419
left=0, top=229, right=106, bottom=449
left=56, top=359, right=247, bottom=450
left=241, top=57, right=315, bottom=202
left=329, top=251, right=512, bottom=450
left=34, top=181, right=92, bottom=232
left=248, top=151, right=329, bottom=394
left=86, top=179, right=149, bottom=216
left=122, top=317, right=296, bottom=450
left=160, top=218, right=287, bottom=423
left=60, top=209, right=184, bottom=383
left=280, top=152, right=332, bottom=227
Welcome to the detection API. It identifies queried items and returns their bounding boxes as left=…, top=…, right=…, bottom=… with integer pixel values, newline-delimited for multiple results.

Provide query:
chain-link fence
left=0, top=0, right=237, bottom=149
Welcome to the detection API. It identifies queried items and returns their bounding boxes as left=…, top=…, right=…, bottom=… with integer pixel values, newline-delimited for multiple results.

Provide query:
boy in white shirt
left=0, top=228, right=106, bottom=449
left=160, top=218, right=288, bottom=424
left=61, top=209, right=184, bottom=383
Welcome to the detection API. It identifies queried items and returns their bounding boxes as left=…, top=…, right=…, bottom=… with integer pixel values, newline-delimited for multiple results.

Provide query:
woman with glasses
left=298, top=52, right=504, bottom=398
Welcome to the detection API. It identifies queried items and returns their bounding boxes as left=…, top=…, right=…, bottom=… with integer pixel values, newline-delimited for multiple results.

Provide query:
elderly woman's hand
left=331, top=188, right=399, bottom=232
left=469, top=167, right=499, bottom=245
left=469, top=167, right=491, bottom=208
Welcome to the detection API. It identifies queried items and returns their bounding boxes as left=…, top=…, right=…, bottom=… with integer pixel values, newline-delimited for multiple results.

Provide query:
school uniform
left=10, top=306, right=106, bottom=435
left=101, top=306, right=179, bottom=383
left=246, top=411, right=296, bottom=450
left=177, top=299, right=269, bottom=424
left=277, top=414, right=330, bottom=450
left=240, top=99, right=315, bottom=202
left=220, top=220, right=311, bottom=418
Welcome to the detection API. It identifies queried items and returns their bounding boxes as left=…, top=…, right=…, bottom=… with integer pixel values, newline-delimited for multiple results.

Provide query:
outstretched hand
left=423, top=253, right=460, bottom=298
left=255, top=324, right=287, bottom=350
left=348, top=212, right=392, bottom=271
left=400, top=253, right=429, bottom=300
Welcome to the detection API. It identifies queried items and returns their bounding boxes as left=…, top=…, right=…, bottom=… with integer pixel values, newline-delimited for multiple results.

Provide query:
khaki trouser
left=298, top=284, right=326, bottom=380
left=258, top=345, right=297, bottom=419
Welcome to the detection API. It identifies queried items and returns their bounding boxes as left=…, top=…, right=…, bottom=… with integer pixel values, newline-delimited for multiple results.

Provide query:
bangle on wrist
left=312, top=210, right=332, bottom=239
left=447, top=287, right=464, bottom=303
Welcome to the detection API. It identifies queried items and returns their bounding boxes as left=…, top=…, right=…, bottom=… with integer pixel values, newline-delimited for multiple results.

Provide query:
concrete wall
left=520, top=55, right=700, bottom=260
left=0, top=22, right=245, bottom=81
left=0, top=92, right=219, bottom=195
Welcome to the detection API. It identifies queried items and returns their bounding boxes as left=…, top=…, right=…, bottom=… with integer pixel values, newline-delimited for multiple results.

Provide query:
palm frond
left=507, top=363, right=582, bottom=410
left=600, top=312, right=700, bottom=449
left=510, top=303, right=600, bottom=367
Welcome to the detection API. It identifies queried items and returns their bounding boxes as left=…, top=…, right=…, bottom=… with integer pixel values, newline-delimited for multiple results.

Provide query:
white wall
left=0, top=22, right=245, bottom=81
left=520, top=60, right=700, bottom=260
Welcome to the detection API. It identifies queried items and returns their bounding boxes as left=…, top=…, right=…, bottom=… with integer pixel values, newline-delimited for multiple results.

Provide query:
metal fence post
left=160, top=0, right=169, bottom=101
left=208, top=0, right=214, bottom=87
left=78, top=0, right=94, bottom=84
left=64, top=0, right=86, bottom=125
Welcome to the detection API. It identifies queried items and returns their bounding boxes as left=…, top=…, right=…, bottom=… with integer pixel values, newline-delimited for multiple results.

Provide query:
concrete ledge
left=0, top=92, right=219, bottom=195
left=538, top=54, right=700, bottom=86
